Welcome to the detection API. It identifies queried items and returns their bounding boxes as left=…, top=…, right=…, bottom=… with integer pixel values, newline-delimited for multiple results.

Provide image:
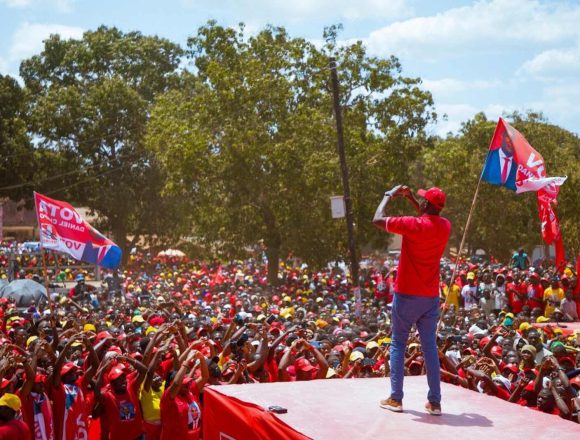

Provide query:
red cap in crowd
left=108, top=366, right=126, bottom=381
left=295, top=358, right=315, bottom=372
left=60, top=362, right=78, bottom=377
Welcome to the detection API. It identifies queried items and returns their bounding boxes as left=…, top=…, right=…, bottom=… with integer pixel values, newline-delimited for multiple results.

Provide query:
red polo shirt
left=382, top=214, right=451, bottom=297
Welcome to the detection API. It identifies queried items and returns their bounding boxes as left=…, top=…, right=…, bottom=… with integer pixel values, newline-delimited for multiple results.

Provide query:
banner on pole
left=481, top=118, right=566, bottom=270
left=34, top=192, right=122, bottom=270
left=330, top=196, right=345, bottom=219
left=482, top=118, right=566, bottom=194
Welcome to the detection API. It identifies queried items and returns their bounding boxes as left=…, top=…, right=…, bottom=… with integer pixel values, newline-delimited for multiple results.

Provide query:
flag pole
left=444, top=119, right=503, bottom=306
left=41, top=247, right=55, bottom=314
left=34, top=191, right=54, bottom=314
left=445, top=173, right=484, bottom=305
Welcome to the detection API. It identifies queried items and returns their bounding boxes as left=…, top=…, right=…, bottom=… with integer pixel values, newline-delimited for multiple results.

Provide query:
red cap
left=294, top=358, right=315, bottom=372
left=417, top=187, right=446, bottom=210
left=0, top=378, right=11, bottom=389
left=108, top=366, right=126, bottom=381
left=34, top=373, right=47, bottom=383
left=96, top=331, right=113, bottom=343
left=149, top=316, right=165, bottom=327
left=60, top=362, right=78, bottom=377
left=502, top=363, right=519, bottom=374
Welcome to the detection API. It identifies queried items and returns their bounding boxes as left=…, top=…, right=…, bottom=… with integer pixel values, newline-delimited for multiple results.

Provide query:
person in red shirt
left=18, top=342, right=54, bottom=440
left=93, top=355, right=148, bottom=440
left=373, top=185, right=451, bottom=416
left=526, top=273, right=544, bottom=310
left=0, top=393, right=31, bottom=440
left=506, top=274, right=526, bottom=314
left=49, top=336, right=96, bottom=440
left=160, top=350, right=208, bottom=440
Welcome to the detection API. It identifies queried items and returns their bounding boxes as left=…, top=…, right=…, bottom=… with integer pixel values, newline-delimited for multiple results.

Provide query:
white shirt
left=498, top=148, right=514, bottom=183
left=461, top=285, right=478, bottom=309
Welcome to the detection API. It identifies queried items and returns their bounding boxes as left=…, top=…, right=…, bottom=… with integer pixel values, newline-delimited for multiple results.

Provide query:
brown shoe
left=379, top=398, right=403, bottom=412
left=425, top=401, right=442, bottom=415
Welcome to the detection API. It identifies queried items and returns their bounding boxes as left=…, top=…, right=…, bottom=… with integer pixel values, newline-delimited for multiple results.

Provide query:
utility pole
left=329, top=57, right=359, bottom=285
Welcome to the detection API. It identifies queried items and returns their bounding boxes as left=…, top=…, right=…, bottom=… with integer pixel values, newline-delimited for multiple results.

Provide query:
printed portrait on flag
left=482, top=123, right=518, bottom=190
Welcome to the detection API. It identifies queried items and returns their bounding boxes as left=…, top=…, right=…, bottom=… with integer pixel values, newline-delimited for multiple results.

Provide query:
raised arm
left=373, top=185, right=400, bottom=225
left=247, top=326, right=269, bottom=373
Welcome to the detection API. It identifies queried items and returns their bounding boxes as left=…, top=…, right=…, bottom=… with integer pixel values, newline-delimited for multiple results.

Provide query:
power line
left=21, top=159, right=140, bottom=203
left=0, top=151, right=145, bottom=191
left=1, top=123, right=146, bottom=161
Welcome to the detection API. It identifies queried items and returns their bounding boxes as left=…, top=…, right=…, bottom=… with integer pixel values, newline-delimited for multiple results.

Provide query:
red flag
left=203, top=388, right=310, bottom=440
left=482, top=118, right=566, bottom=193
left=209, top=264, right=224, bottom=287
left=554, top=237, right=566, bottom=273
left=34, top=192, right=122, bottom=269
left=537, top=189, right=561, bottom=245
left=537, top=188, right=566, bottom=271
left=575, top=253, right=580, bottom=295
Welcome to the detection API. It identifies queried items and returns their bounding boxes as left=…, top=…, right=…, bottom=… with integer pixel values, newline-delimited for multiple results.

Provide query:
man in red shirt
left=49, top=336, right=96, bottom=440
left=373, top=185, right=451, bottom=416
left=160, top=350, right=208, bottom=440
left=526, top=273, right=544, bottom=310
left=0, top=393, right=31, bottom=439
left=93, top=355, right=148, bottom=440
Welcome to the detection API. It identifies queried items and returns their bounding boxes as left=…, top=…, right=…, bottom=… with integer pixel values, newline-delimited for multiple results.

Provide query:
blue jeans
left=389, top=292, right=441, bottom=404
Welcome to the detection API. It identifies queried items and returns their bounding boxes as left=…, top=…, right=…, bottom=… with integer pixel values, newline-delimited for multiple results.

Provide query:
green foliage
left=146, top=22, right=436, bottom=280
left=20, top=26, right=187, bottom=255
left=0, top=75, right=36, bottom=201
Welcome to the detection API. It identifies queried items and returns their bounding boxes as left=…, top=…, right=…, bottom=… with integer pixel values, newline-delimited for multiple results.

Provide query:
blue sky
left=1, top=0, right=579, bottom=136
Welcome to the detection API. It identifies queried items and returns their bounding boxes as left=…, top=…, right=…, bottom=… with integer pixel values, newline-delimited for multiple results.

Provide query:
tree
left=0, top=75, right=36, bottom=202
left=20, top=26, right=186, bottom=258
left=146, top=22, right=435, bottom=283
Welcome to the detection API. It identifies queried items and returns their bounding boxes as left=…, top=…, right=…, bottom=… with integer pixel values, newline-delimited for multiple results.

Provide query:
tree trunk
left=261, top=203, right=281, bottom=286
left=111, top=221, right=129, bottom=267
left=266, top=245, right=280, bottom=286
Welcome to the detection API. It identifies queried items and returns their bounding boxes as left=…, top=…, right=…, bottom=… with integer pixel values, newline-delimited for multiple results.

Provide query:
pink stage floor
left=215, top=376, right=580, bottom=439
left=534, top=321, right=580, bottom=336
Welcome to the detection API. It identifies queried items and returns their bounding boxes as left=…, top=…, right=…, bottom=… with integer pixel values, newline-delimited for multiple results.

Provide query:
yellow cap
left=145, top=326, right=157, bottom=336
left=84, top=323, right=97, bottom=332
left=349, top=351, right=364, bottom=362
left=0, top=393, right=21, bottom=411
left=26, top=336, right=38, bottom=347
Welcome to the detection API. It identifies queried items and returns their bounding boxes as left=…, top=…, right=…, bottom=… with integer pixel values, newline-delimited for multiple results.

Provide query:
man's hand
left=386, top=185, right=403, bottom=197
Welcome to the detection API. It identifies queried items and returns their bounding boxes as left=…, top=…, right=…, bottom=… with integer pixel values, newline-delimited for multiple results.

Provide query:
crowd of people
left=0, top=242, right=579, bottom=439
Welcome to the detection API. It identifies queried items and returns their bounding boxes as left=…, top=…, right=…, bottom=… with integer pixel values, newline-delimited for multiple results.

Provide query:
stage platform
left=534, top=321, right=580, bottom=336
left=206, top=376, right=579, bottom=440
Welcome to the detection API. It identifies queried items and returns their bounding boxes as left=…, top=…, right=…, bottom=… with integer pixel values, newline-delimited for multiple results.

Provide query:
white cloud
left=431, top=102, right=528, bottom=136
left=0, top=0, right=75, bottom=12
left=519, top=47, right=580, bottom=78
left=525, top=83, right=580, bottom=124
left=431, top=103, right=479, bottom=135
left=9, top=22, right=84, bottom=62
left=0, top=0, right=32, bottom=7
left=422, top=78, right=502, bottom=95
left=0, top=57, right=9, bottom=74
left=366, top=0, right=580, bottom=58
left=184, top=0, right=411, bottom=22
